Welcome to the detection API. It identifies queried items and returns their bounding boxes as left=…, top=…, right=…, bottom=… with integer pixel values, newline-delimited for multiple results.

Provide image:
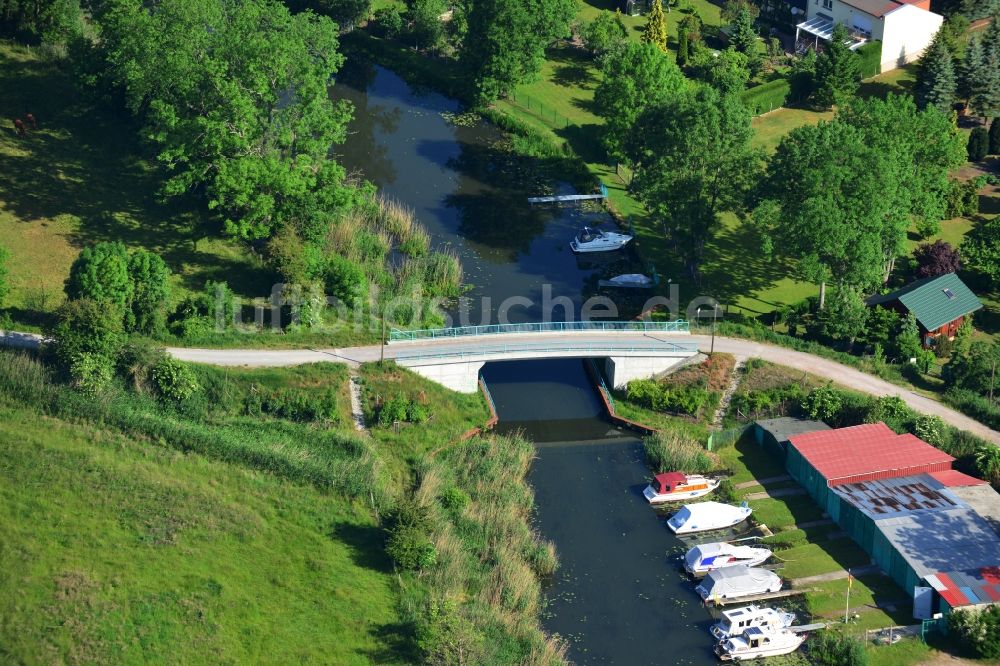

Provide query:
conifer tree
left=812, top=24, right=861, bottom=109
left=641, top=0, right=668, bottom=53
left=729, top=6, right=762, bottom=75
left=989, top=117, right=1000, bottom=154
left=915, top=30, right=957, bottom=113
left=677, top=27, right=690, bottom=66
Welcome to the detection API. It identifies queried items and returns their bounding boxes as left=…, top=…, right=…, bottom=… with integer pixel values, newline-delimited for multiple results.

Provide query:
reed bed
left=643, top=429, right=714, bottom=474
left=394, top=433, right=565, bottom=664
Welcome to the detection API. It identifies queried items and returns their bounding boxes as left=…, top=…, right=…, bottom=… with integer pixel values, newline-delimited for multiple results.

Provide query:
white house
left=795, top=0, right=943, bottom=72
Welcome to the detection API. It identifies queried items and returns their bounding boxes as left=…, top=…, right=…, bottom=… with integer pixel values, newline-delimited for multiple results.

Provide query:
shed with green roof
left=866, top=273, right=982, bottom=344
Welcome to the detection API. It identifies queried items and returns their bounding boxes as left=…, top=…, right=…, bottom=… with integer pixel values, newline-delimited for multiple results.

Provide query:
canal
left=332, top=63, right=715, bottom=664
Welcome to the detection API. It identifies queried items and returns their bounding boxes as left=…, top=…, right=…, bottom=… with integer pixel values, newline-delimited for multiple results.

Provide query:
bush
left=627, top=379, right=714, bottom=418
left=643, top=430, right=713, bottom=473
left=386, top=501, right=438, bottom=571
left=65, top=241, right=132, bottom=309
left=371, top=5, right=403, bottom=37
left=68, top=352, right=116, bottom=394
left=325, top=254, right=367, bottom=308
left=50, top=298, right=126, bottom=372
left=990, top=117, right=1000, bottom=155
left=949, top=606, right=1000, bottom=659
left=151, top=357, right=200, bottom=402
left=245, top=386, right=339, bottom=423
left=378, top=394, right=410, bottom=426
left=801, top=385, right=842, bottom=422
left=945, top=178, right=980, bottom=218
left=968, top=126, right=990, bottom=161
left=808, top=632, right=868, bottom=666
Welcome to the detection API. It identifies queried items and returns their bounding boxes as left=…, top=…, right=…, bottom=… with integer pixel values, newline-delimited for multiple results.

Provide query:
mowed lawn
left=0, top=42, right=271, bottom=326
left=0, top=400, right=408, bottom=664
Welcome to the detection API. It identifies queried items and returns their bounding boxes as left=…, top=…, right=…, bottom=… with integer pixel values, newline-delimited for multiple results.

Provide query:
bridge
left=387, top=321, right=699, bottom=392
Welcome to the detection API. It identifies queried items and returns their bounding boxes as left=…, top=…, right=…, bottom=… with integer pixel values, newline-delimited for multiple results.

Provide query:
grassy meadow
left=0, top=400, right=406, bottom=664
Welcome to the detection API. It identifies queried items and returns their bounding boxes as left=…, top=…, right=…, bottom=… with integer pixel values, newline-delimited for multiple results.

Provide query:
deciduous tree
left=95, top=0, right=354, bottom=242
left=461, top=0, right=576, bottom=103
left=963, top=217, right=1000, bottom=289
left=593, top=41, right=687, bottom=163
left=65, top=241, right=133, bottom=309
left=836, top=94, right=965, bottom=260
left=760, top=121, right=890, bottom=303
left=629, top=86, right=761, bottom=278
left=583, top=10, right=628, bottom=57
left=913, top=240, right=962, bottom=278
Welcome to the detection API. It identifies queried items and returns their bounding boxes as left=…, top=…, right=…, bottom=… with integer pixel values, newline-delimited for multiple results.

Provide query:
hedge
left=741, top=78, right=791, bottom=116
left=857, top=41, right=881, bottom=79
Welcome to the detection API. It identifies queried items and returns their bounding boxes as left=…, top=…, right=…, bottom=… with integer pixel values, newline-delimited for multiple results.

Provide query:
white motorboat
left=598, top=273, right=655, bottom=289
left=696, top=566, right=783, bottom=603
left=709, top=605, right=797, bottom=641
left=644, top=472, right=720, bottom=505
left=684, top=542, right=772, bottom=576
left=667, top=501, right=752, bottom=535
left=714, top=627, right=806, bottom=661
left=570, top=227, right=632, bottom=253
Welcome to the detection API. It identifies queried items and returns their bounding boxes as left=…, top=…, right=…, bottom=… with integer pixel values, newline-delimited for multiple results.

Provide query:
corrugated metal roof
left=926, top=470, right=987, bottom=488
left=876, top=508, right=1000, bottom=580
left=832, top=474, right=963, bottom=520
left=926, top=568, right=1000, bottom=609
left=786, top=423, right=955, bottom=486
left=756, top=417, right=830, bottom=444
left=866, top=273, right=983, bottom=332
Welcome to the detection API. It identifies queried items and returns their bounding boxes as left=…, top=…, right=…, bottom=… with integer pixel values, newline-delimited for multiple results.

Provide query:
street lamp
left=712, top=303, right=720, bottom=356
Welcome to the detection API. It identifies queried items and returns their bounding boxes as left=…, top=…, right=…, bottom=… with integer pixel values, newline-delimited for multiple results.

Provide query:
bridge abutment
left=604, top=356, right=691, bottom=390
left=406, top=360, right=486, bottom=393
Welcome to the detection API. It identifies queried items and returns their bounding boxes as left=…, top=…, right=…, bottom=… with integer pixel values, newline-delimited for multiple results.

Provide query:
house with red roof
left=784, top=422, right=1000, bottom=618
left=795, top=0, right=942, bottom=72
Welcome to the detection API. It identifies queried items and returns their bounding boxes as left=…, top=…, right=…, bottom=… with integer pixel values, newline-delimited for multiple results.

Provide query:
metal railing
left=393, top=340, right=699, bottom=362
left=389, top=320, right=690, bottom=342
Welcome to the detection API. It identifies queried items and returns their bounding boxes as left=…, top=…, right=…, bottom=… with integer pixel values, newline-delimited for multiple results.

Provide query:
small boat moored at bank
left=709, top=605, right=797, bottom=641
left=570, top=227, right=633, bottom=253
left=684, top=541, right=773, bottom=576
left=644, top=472, right=720, bottom=505
left=714, top=626, right=806, bottom=661
left=667, top=501, right=752, bottom=535
left=696, top=565, right=783, bottom=603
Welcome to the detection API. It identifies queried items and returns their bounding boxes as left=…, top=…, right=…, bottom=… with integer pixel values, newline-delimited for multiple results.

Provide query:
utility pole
left=711, top=303, right=719, bottom=356
left=845, top=571, right=853, bottom=624
left=380, top=317, right=386, bottom=364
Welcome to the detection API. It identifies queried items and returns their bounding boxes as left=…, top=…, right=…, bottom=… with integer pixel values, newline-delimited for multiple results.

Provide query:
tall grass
left=643, top=430, right=714, bottom=474
left=394, top=433, right=565, bottom=665
left=0, top=351, right=388, bottom=503
left=422, top=250, right=463, bottom=298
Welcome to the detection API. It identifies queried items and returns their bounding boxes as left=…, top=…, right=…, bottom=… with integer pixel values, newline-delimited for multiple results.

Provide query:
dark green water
left=485, top=360, right=716, bottom=664
left=331, top=62, right=644, bottom=324
left=332, top=65, right=716, bottom=664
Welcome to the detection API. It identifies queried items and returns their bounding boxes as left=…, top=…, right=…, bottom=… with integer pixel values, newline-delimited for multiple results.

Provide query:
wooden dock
left=528, top=184, right=608, bottom=204
left=789, top=623, right=827, bottom=634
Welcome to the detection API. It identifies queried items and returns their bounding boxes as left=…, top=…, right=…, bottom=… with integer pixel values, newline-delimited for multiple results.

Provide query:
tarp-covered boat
left=695, top=566, right=783, bottom=602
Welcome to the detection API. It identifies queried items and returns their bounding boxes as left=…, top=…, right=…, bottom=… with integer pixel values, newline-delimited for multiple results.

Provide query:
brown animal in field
left=25, top=113, right=36, bottom=129
left=13, top=118, right=25, bottom=136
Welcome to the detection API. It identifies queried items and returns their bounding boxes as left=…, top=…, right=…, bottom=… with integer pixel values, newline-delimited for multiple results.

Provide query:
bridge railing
left=393, top=340, right=699, bottom=362
left=389, top=320, right=690, bottom=342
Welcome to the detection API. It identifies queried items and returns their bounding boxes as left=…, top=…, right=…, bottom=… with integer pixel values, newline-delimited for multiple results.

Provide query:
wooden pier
left=528, top=183, right=608, bottom=204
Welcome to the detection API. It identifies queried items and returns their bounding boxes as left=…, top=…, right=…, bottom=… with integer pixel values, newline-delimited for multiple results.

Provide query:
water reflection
left=329, top=63, right=647, bottom=324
